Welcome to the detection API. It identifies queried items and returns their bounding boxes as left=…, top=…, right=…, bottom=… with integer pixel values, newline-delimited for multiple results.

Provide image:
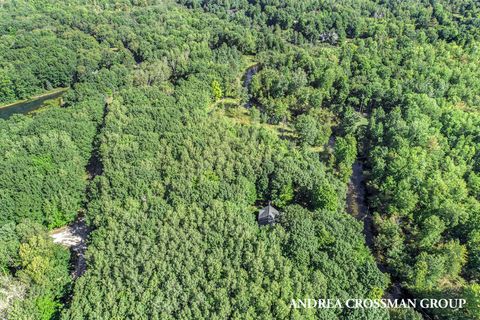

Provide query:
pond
left=0, top=89, right=66, bottom=119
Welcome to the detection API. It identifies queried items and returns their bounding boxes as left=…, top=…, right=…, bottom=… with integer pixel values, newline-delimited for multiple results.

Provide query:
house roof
left=258, top=204, right=279, bottom=221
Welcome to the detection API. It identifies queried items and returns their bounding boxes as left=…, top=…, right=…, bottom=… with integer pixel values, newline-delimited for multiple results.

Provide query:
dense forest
left=0, top=0, right=479, bottom=319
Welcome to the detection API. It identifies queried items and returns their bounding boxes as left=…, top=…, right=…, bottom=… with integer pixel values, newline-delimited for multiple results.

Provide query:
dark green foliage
left=1, top=0, right=479, bottom=319
left=64, top=82, right=386, bottom=319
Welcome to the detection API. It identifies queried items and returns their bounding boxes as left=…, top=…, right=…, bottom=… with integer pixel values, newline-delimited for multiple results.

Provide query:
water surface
left=0, top=90, right=65, bottom=119
left=243, top=64, right=259, bottom=108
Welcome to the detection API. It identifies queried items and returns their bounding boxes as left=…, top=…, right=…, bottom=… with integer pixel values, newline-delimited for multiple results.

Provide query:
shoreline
left=0, top=87, right=68, bottom=110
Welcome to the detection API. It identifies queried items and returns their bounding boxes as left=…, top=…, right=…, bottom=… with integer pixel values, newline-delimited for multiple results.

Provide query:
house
left=258, top=203, right=280, bottom=226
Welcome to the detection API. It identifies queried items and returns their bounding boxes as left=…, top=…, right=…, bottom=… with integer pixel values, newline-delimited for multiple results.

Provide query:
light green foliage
left=314, top=181, right=339, bottom=212
left=1, top=0, right=480, bottom=319
left=389, top=308, right=423, bottom=320
left=295, top=113, right=318, bottom=146
left=334, top=134, right=357, bottom=182
left=211, top=80, right=223, bottom=101
left=63, top=80, right=385, bottom=318
left=4, top=227, right=70, bottom=320
left=417, top=216, right=446, bottom=249
left=294, top=109, right=334, bottom=147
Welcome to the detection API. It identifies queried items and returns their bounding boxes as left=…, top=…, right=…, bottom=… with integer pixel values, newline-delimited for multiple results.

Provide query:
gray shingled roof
left=258, top=204, right=279, bottom=225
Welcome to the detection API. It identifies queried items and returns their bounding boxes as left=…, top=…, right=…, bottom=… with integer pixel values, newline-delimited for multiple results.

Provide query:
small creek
left=341, top=137, right=406, bottom=301
left=346, top=161, right=375, bottom=249
left=243, top=64, right=259, bottom=108
left=342, top=138, right=436, bottom=320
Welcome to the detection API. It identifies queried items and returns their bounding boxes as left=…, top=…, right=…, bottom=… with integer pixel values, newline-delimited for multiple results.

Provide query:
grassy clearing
left=241, top=55, right=257, bottom=69
left=210, top=55, right=297, bottom=140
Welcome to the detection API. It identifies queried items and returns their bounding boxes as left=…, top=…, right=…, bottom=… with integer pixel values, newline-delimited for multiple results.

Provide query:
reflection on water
left=0, top=90, right=65, bottom=119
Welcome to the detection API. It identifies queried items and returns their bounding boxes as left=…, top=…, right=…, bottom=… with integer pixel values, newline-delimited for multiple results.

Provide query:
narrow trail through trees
left=50, top=216, right=89, bottom=278
left=50, top=100, right=108, bottom=278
